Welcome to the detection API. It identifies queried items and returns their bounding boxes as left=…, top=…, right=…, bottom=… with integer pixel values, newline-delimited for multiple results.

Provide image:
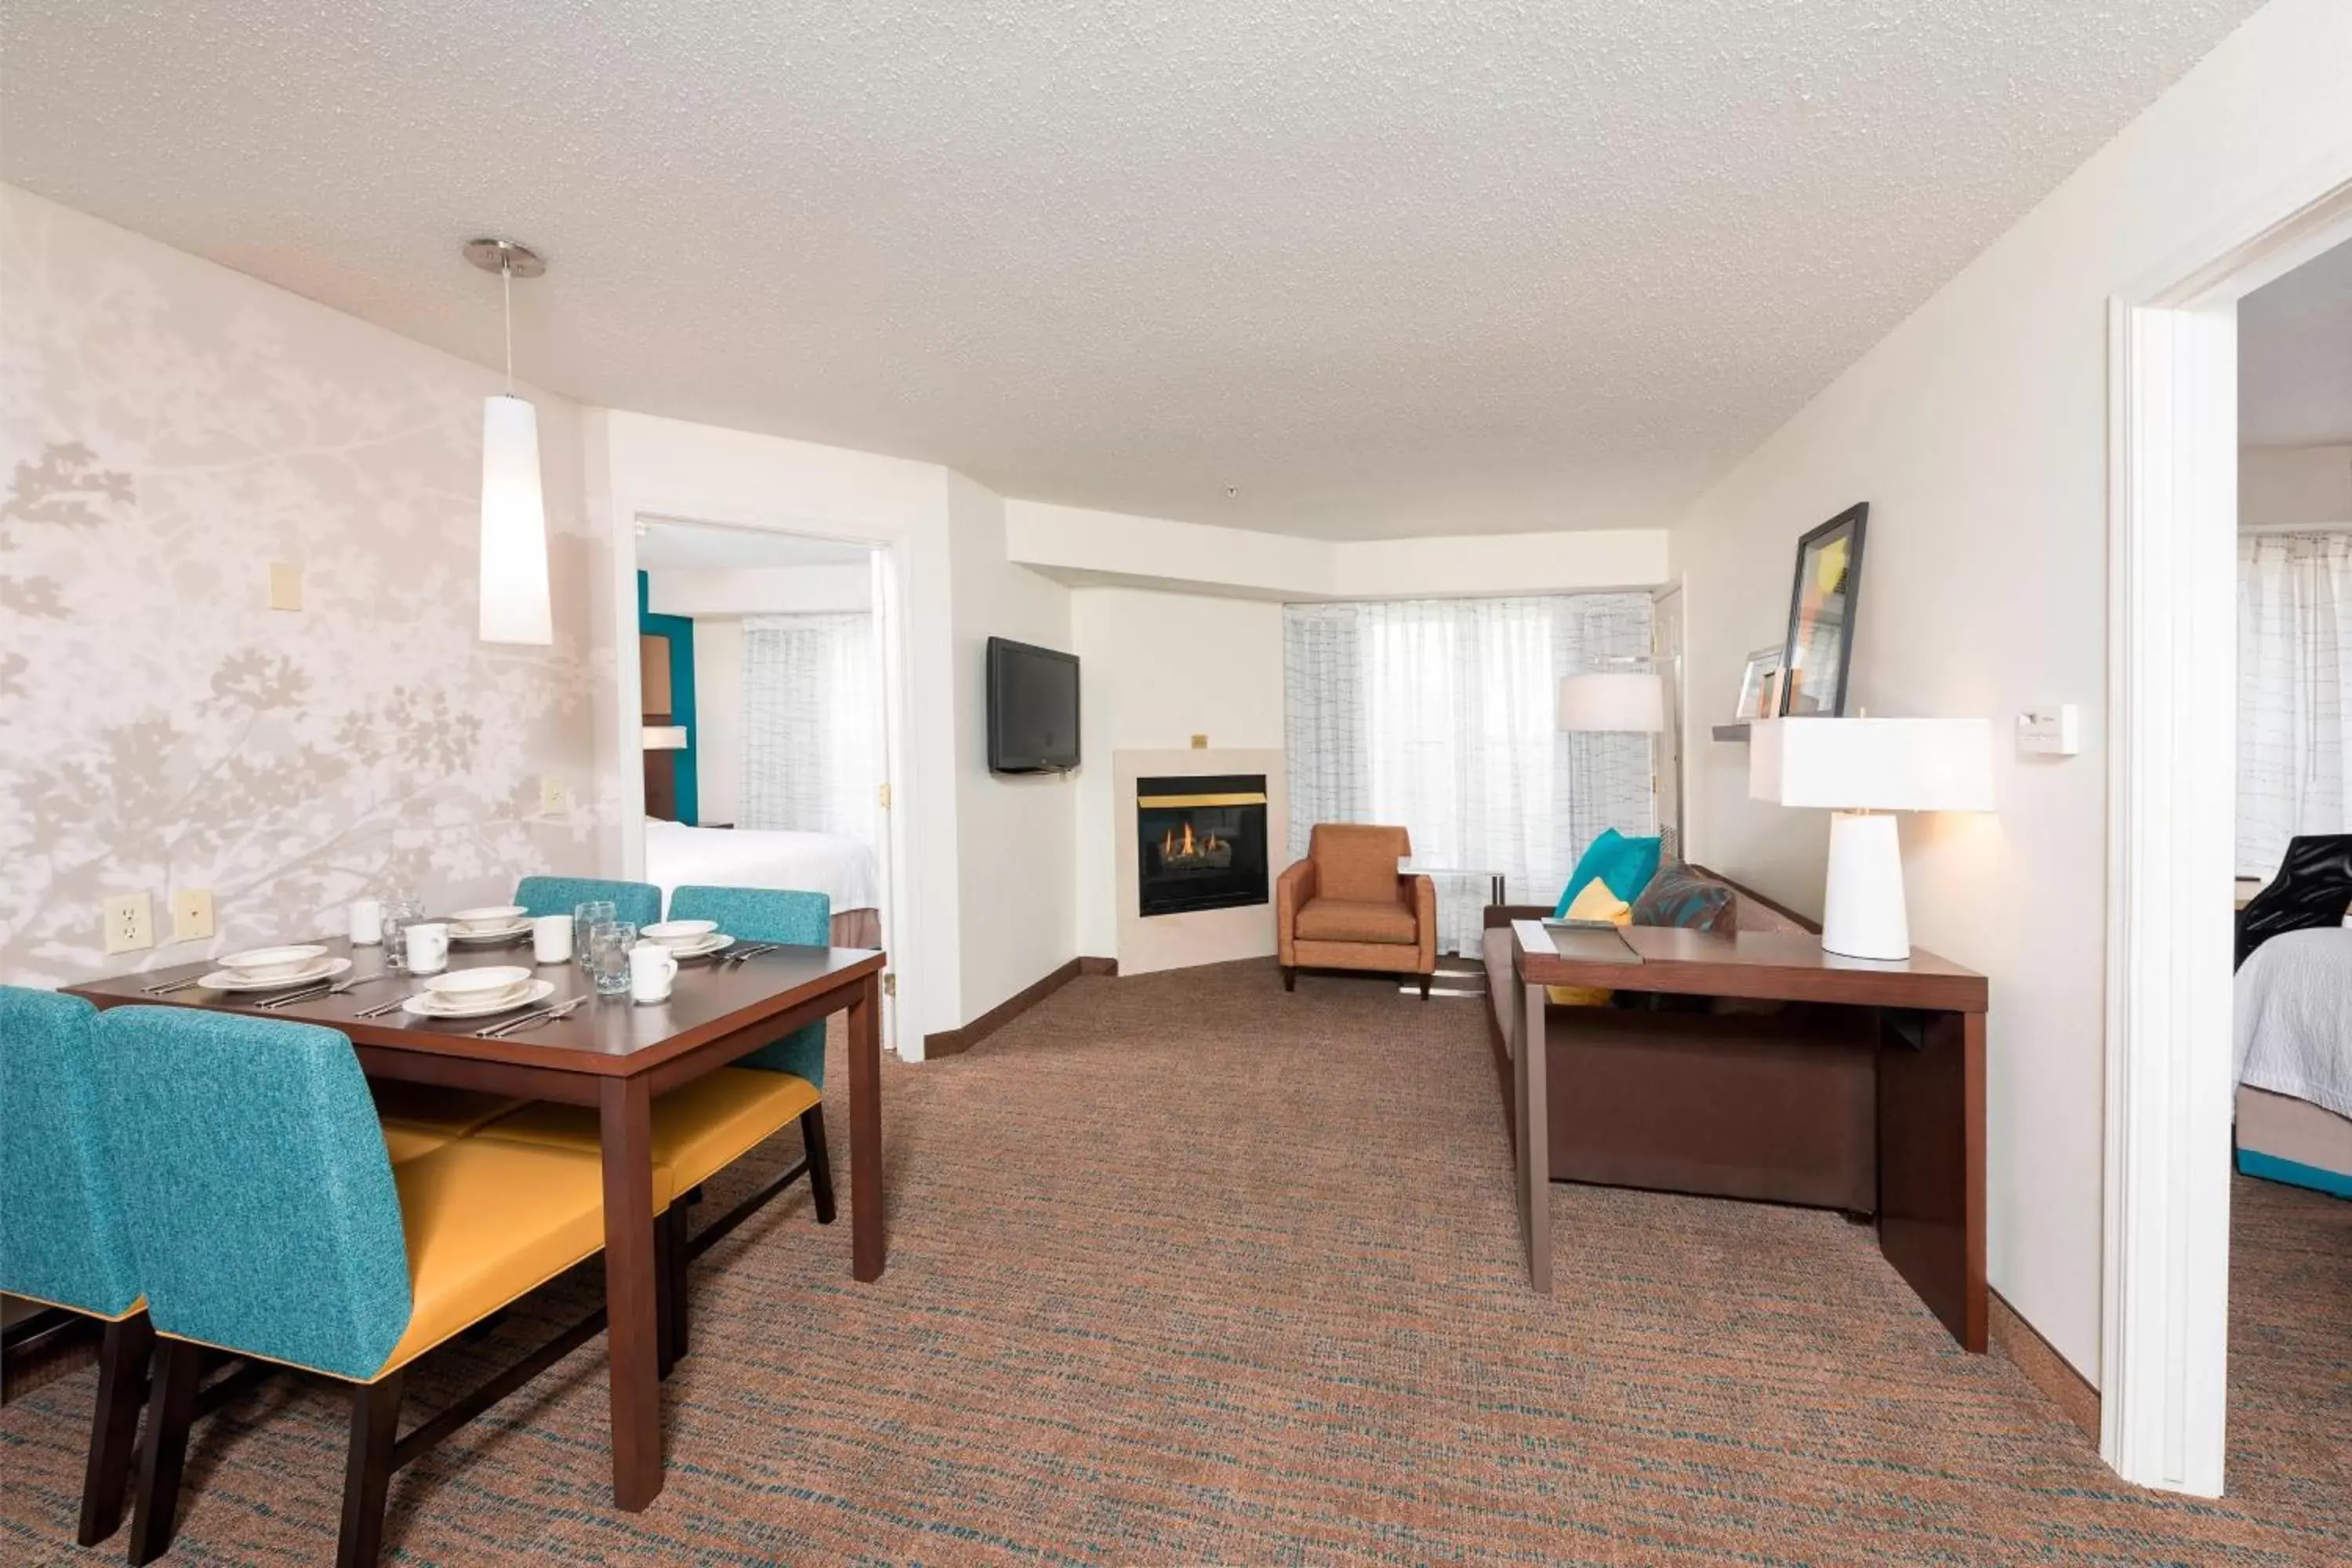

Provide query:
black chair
left=2235, top=833, right=2352, bottom=969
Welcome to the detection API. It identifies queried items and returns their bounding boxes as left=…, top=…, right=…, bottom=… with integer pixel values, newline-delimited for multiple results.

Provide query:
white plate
left=200, top=956, right=352, bottom=993
left=448, top=905, right=528, bottom=930
left=422, top=966, right=534, bottom=1004
left=669, top=933, right=736, bottom=960
left=401, top=978, right=557, bottom=1020
left=642, top=919, right=718, bottom=947
left=449, top=920, right=532, bottom=943
left=218, top=943, right=329, bottom=980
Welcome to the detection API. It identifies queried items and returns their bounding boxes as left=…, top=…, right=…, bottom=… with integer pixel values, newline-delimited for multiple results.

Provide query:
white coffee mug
left=531, top=914, right=574, bottom=965
left=403, top=921, right=451, bottom=975
left=349, top=898, right=383, bottom=946
left=629, top=941, right=678, bottom=1005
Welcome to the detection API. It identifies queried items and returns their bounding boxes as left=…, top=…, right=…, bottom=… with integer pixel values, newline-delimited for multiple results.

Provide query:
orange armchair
left=1276, top=824, right=1439, bottom=996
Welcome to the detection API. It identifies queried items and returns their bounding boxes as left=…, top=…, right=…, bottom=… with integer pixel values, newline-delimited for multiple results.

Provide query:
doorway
left=2103, top=174, right=2352, bottom=1497
left=615, top=517, right=910, bottom=1052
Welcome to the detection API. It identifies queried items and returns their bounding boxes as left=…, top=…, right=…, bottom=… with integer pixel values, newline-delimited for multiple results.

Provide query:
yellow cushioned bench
left=475, top=1067, right=820, bottom=1196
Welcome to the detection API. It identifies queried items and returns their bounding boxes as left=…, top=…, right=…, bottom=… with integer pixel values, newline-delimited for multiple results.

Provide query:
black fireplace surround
left=1137, top=774, right=1269, bottom=917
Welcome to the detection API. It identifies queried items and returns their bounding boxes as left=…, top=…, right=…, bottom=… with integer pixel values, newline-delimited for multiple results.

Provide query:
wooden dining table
left=67, top=932, right=887, bottom=1512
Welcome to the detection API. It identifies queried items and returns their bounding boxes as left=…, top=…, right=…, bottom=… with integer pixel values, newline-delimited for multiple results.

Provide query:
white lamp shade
left=642, top=724, right=688, bottom=752
left=1749, top=717, right=1994, bottom=812
left=479, top=394, right=553, bottom=644
left=1556, top=672, right=1666, bottom=733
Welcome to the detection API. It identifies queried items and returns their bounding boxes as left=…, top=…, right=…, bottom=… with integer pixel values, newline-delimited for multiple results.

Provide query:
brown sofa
left=1480, top=869, right=1881, bottom=1215
left=1276, top=824, right=1439, bottom=996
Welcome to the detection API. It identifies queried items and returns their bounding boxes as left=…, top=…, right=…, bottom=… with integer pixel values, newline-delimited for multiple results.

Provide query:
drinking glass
left=573, top=900, right=617, bottom=970
left=587, top=921, right=637, bottom=997
left=381, top=890, right=425, bottom=971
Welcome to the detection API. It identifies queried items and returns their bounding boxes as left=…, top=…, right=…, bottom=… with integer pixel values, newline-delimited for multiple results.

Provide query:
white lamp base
left=1821, top=810, right=1911, bottom=960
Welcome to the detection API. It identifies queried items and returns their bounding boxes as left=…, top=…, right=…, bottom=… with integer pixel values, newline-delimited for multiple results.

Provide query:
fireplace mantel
left=1112, top=748, right=1287, bottom=976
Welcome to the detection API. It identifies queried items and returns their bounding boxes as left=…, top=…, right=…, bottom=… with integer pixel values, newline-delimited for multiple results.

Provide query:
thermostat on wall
left=2016, top=706, right=2080, bottom=757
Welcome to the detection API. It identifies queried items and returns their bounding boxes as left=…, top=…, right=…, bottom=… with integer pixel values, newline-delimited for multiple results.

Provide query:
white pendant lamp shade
left=478, top=392, right=552, bottom=645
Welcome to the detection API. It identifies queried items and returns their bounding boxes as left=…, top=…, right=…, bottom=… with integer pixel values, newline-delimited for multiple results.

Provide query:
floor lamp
left=1556, top=670, right=1675, bottom=858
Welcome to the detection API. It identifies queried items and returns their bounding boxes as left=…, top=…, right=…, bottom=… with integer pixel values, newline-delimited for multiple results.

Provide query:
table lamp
left=1558, top=670, right=1674, bottom=856
left=1748, top=717, right=1993, bottom=960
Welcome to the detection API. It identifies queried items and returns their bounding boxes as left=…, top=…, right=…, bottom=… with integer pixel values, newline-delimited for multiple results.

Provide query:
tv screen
left=986, top=637, right=1080, bottom=774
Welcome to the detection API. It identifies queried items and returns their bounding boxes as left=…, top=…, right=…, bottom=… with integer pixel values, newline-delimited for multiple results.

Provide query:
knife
left=477, top=996, right=586, bottom=1039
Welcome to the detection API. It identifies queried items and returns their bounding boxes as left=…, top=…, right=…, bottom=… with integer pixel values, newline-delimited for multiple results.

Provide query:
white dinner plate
left=401, top=978, right=557, bottom=1020
left=200, top=956, right=353, bottom=993
left=449, top=920, right=532, bottom=944
left=669, top=933, right=735, bottom=960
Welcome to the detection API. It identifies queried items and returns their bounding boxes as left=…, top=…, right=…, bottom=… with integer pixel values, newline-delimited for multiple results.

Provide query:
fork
left=355, top=992, right=421, bottom=1019
left=256, top=975, right=369, bottom=1011
left=724, top=942, right=776, bottom=966
left=477, top=996, right=586, bottom=1039
left=141, top=975, right=208, bottom=996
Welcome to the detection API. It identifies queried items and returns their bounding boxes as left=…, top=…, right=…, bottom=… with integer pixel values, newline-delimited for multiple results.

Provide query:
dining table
left=66, top=930, right=888, bottom=1512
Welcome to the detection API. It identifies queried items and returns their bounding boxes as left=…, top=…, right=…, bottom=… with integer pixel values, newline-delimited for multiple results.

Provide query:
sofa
left=1479, top=867, right=1882, bottom=1215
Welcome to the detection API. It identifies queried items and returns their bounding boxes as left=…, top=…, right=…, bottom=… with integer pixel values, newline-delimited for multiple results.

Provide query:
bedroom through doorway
left=629, top=519, right=898, bottom=1043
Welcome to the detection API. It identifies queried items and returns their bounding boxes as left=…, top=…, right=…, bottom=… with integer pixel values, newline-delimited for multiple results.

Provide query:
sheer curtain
left=2238, top=532, right=2352, bottom=878
left=741, top=613, right=877, bottom=842
left=1285, top=594, right=1654, bottom=953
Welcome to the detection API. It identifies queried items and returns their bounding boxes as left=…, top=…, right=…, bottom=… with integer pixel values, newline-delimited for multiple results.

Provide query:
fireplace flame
left=1160, top=818, right=1227, bottom=862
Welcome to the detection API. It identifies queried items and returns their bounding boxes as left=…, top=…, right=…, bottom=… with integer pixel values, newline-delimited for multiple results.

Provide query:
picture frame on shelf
left=1734, top=645, right=1782, bottom=721
left=1778, top=503, right=1869, bottom=717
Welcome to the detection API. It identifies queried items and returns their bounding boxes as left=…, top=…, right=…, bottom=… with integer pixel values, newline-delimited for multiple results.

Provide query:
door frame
left=2100, top=162, right=2352, bottom=1497
left=608, top=515, right=917, bottom=1054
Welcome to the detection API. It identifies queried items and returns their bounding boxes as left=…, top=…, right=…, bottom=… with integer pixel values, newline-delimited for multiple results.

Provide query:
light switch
left=103, top=893, right=154, bottom=955
left=2017, top=706, right=2081, bottom=757
left=540, top=775, right=571, bottom=815
left=268, top=561, right=303, bottom=611
left=1190, top=734, right=1208, bottom=749
left=171, top=887, right=216, bottom=943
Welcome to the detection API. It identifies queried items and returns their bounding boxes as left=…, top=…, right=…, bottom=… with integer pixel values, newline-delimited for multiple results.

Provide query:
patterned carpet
left=4, top=960, right=2348, bottom=1565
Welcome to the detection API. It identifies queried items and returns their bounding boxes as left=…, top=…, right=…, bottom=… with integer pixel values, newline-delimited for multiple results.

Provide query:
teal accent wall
left=637, top=571, right=699, bottom=826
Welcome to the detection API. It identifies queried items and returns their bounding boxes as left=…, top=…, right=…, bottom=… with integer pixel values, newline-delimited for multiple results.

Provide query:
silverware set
left=256, top=975, right=375, bottom=1010
left=140, top=975, right=209, bottom=996
left=475, top=996, right=586, bottom=1039
left=724, top=942, right=777, bottom=966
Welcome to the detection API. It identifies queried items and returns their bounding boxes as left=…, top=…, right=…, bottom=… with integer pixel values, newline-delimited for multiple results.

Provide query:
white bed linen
left=644, top=818, right=882, bottom=914
left=2233, top=927, right=2352, bottom=1120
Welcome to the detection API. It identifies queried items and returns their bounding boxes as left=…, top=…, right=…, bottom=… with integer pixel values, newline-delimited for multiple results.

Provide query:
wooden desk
left=69, top=936, right=887, bottom=1511
left=1508, top=921, right=1987, bottom=1350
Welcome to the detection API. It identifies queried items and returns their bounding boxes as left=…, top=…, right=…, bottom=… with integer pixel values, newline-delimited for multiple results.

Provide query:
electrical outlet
left=539, top=775, right=571, bottom=815
left=103, top=893, right=154, bottom=956
left=171, top=887, right=216, bottom=943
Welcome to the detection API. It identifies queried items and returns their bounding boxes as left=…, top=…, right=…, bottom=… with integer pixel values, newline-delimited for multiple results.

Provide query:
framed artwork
left=1778, top=503, right=1868, bottom=717
left=1734, top=646, right=1782, bottom=720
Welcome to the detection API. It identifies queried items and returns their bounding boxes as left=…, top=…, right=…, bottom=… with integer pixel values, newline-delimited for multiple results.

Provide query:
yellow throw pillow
left=1545, top=880, right=1629, bottom=1005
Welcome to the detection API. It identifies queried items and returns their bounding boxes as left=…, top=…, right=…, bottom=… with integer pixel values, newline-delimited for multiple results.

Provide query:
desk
left=1508, top=921, right=1987, bottom=1350
left=69, top=936, right=887, bottom=1511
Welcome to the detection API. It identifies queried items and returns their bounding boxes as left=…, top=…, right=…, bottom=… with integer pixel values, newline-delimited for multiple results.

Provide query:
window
left=2238, top=532, right=2352, bottom=879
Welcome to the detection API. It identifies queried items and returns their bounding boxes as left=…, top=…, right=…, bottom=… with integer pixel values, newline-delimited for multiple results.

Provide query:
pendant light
left=465, top=237, right=553, bottom=645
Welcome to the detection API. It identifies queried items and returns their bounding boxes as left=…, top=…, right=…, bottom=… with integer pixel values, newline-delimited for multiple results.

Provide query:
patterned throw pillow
left=1630, top=861, right=1735, bottom=932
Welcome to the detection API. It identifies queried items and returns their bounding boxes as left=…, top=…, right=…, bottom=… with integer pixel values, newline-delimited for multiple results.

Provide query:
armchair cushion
left=1295, top=897, right=1419, bottom=946
left=1309, top=823, right=1414, bottom=904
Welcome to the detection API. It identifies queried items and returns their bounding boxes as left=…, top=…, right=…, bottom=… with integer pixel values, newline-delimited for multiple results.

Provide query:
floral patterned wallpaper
left=0, top=186, right=608, bottom=985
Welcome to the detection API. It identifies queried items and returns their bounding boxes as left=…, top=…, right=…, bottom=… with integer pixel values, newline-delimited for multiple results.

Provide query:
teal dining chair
left=90, top=1005, right=634, bottom=1567
left=513, top=874, right=661, bottom=931
left=0, top=986, right=150, bottom=1548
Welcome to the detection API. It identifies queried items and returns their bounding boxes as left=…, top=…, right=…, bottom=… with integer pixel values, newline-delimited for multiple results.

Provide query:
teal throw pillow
left=1552, top=829, right=1663, bottom=917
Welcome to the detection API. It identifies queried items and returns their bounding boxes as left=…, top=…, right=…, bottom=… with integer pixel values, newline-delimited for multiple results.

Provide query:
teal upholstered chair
left=513, top=874, right=661, bottom=931
left=91, top=1006, right=625, bottom=1566
left=666, top=884, right=832, bottom=1087
left=0, top=986, right=150, bottom=1548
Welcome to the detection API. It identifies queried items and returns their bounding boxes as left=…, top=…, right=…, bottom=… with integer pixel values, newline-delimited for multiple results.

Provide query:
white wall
left=1070, top=588, right=1288, bottom=956
left=2241, top=442, right=2352, bottom=527
left=1667, top=0, right=2352, bottom=1381
left=947, top=472, right=1079, bottom=1018
left=1005, top=498, right=1668, bottom=600
left=691, top=618, right=746, bottom=825
left=646, top=564, right=872, bottom=616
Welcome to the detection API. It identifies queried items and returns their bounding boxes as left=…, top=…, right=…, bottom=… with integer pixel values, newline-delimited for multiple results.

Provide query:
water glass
left=587, top=921, right=637, bottom=996
left=381, top=890, right=425, bottom=971
left=573, top=901, right=617, bottom=970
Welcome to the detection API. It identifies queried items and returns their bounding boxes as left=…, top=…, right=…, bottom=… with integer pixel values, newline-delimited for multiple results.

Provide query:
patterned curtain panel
left=1284, top=594, right=1654, bottom=955
left=2238, top=532, right=2352, bottom=879
left=741, top=613, right=878, bottom=842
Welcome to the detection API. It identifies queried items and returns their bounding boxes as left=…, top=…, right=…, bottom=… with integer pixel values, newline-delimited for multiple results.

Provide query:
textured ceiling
left=2241, top=236, right=2352, bottom=448
left=0, top=2, right=2263, bottom=539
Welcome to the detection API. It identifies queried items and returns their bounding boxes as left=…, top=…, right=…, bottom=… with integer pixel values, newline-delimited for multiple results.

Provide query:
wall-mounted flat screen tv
left=986, top=636, right=1080, bottom=774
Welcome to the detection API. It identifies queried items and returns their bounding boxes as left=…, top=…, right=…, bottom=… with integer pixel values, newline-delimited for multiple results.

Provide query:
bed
left=2233, top=926, right=2352, bottom=1197
left=644, top=818, right=884, bottom=949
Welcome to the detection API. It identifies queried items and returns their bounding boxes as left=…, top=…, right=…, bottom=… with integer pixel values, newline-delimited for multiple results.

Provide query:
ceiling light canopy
left=468, top=238, right=552, bottom=645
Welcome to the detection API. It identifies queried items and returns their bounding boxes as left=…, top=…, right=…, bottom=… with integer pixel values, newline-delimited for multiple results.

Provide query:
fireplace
left=1137, top=774, right=1269, bottom=917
